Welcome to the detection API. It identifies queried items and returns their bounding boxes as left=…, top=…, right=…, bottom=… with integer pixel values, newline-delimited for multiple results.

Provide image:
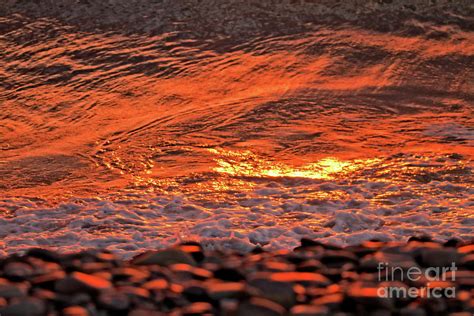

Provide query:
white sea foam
left=0, top=154, right=471, bottom=259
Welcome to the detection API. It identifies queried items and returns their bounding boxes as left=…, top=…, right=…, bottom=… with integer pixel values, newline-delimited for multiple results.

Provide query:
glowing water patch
left=210, top=149, right=380, bottom=180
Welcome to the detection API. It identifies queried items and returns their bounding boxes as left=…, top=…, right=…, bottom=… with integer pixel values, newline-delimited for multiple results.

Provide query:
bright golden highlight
left=210, top=149, right=381, bottom=180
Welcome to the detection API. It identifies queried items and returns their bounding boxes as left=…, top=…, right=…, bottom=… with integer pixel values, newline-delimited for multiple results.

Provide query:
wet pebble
left=180, top=302, right=213, bottom=315
left=290, top=304, right=329, bottom=316
left=62, top=306, right=90, bottom=316
left=132, top=249, right=196, bottom=266
left=3, top=262, right=34, bottom=281
left=208, top=282, right=247, bottom=300
left=237, top=297, right=285, bottom=316
left=0, top=297, right=46, bottom=316
left=0, top=281, right=26, bottom=298
left=419, top=248, right=460, bottom=267
left=98, top=289, right=130, bottom=311
left=248, top=277, right=296, bottom=308
left=55, top=271, right=112, bottom=294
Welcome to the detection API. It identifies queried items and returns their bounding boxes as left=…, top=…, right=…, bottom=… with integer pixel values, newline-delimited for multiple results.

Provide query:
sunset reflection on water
left=210, top=148, right=381, bottom=180
left=0, top=6, right=473, bottom=256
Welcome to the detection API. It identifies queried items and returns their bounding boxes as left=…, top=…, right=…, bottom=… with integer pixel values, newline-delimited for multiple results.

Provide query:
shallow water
left=0, top=1, right=473, bottom=257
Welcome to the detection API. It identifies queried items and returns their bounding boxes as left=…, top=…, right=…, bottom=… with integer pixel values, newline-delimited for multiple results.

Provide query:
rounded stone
left=460, top=254, right=474, bottom=269
left=98, top=289, right=131, bottom=311
left=112, top=267, right=150, bottom=283
left=213, top=267, right=245, bottom=281
left=237, top=297, right=285, bottom=316
left=0, top=297, right=46, bottom=316
left=62, top=306, right=90, bottom=316
left=183, top=284, right=210, bottom=302
left=419, top=248, right=460, bottom=268
left=290, top=305, right=329, bottom=316
left=55, top=271, right=112, bottom=294
left=181, top=302, right=213, bottom=315
left=26, top=248, right=61, bottom=263
left=0, top=281, right=27, bottom=298
left=3, top=262, right=35, bottom=281
left=31, top=270, right=66, bottom=289
left=132, top=249, right=196, bottom=266
left=208, top=282, right=246, bottom=300
left=248, top=278, right=296, bottom=308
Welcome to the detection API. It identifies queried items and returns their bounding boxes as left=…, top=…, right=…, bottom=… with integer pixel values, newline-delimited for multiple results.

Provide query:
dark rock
left=31, top=270, right=66, bottom=289
left=320, top=267, right=351, bottom=283
left=344, top=284, right=393, bottom=310
left=278, top=253, right=308, bottom=265
left=420, top=297, right=448, bottom=314
left=359, top=252, right=417, bottom=275
left=311, top=293, right=344, bottom=309
left=29, top=260, right=62, bottom=276
left=248, top=278, right=296, bottom=308
left=112, top=267, right=150, bottom=283
left=181, top=302, right=213, bottom=315
left=408, top=236, right=433, bottom=243
left=399, top=305, right=427, bottom=316
left=46, top=291, right=89, bottom=307
left=170, top=263, right=212, bottom=281
left=67, top=293, right=93, bottom=306
left=0, top=297, right=46, bottom=316
left=63, top=250, right=104, bottom=264
left=162, top=293, right=187, bottom=310
left=3, top=262, right=35, bottom=281
left=460, top=254, right=474, bottom=270
left=31, top=288, right=57, bottom=301
left=300, top=238, right=340, bottom=250
left=62, top=306, right=90, bottom=316
left=183, top=284, right=210, bottom=302
left=207, top=282, right=247, bottom=300
left=320, top=250, right=359, bottom=269
left=129, top=308, right=163, bottom=316
left=26, top=248, right=61, bottom=263
left=116, top=285, right=150, bottom=300
left=419, top=248, right=460, bottom=268
left=344, top=245, right=378, bottom=258
left=132, top=249, right=196, bottom=266
left=297, top=259, right=323, bottom=272
left=55, top=271, right=112, bottom=294
left=445, top=313, right=472, bottom=316
left=237, top=297, right=285, bottom=316
left=290, top=304, right=329, bottom=316
left=252, top=246, right=265, bottom=254
left=451, top=270, right=474, bottom=289
left=0, top=280, right=27, bottom=298
left=214, top=267, right=245, bottom=281
left=444, top=239, right=462, bottom=248
left=98, top=289, right=130, bottom=311
left=81, top=262, right=114, bottom=274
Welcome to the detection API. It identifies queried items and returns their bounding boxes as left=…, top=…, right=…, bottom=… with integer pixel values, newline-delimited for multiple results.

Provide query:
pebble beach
left=1, top=238, right=474, bottom=315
